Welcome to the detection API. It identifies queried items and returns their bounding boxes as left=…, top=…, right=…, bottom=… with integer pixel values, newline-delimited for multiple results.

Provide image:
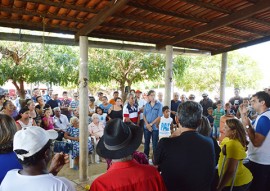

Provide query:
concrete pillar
left=79, top=36, right=89, bottom=182
left=164, top=45, right=173, bottom=108
left=220, top=52, right=228, bottom=104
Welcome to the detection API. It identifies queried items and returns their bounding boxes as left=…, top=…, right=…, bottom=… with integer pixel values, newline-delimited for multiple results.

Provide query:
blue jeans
left=143, top=129, right=159, bottom=159
left=213, top=124, right=220, bottom=138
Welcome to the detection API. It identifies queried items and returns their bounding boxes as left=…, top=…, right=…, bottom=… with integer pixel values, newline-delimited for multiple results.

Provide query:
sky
left=237, top=41, right=270, bottom=88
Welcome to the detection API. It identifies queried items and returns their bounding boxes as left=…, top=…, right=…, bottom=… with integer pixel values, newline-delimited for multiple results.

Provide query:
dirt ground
left=58, top=144, right=147, bottom=191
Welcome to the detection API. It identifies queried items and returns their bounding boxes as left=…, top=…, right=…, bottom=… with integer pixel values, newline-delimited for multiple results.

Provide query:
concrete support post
left=220, top=52, right=228, bottom=104
left=79, top=36, right=89, bottom=182
left=164, top=45, right=173, bottom=108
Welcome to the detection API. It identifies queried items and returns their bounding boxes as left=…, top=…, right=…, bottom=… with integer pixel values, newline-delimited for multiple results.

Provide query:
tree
left=174, top=52, right=262, bottom=92
left=88, top=49, right=166, bottom=100
left=0, top=41, right=79, bottom=99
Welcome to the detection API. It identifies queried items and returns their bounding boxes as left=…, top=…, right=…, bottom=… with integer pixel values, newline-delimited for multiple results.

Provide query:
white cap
left=13, top=126, right=58, bottom=161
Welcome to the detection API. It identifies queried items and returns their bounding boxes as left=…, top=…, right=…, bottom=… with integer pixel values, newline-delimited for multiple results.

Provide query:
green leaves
left=174, top=52, right=261, bottom=91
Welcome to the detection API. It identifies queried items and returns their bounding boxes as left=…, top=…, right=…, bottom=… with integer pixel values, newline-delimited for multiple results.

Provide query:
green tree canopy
left=174, top=52, right=262, bottom=92
left=0, top=41, right=78, bottom=98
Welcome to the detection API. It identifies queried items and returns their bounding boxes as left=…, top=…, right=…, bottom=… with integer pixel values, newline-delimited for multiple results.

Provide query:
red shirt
left=90, top=159, right=167, bottom=191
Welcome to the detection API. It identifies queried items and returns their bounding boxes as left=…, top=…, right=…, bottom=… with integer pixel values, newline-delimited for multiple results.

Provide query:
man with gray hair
left=154, top=101, right=215, bottom=191
left=53, top=107, right=70, bottom=141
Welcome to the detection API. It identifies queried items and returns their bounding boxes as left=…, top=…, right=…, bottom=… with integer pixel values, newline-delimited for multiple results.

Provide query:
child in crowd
left=96, top=106, right=107, bottom=126
left=212, top=101, right=225, bottom=140
left=42, top=108, right=54, bottom=130
left=159, top=106, right=173, bottom=139
left=16, top=107, right=36, bottom=130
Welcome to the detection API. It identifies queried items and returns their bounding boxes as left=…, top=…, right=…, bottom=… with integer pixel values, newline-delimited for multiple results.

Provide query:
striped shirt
left=123, top=103, right=139, bottom=123
left=213, top=108, right=225, bottom=126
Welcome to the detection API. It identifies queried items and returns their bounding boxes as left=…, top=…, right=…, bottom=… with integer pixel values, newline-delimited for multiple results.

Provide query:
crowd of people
left=0, top=86, right=270, bottom=191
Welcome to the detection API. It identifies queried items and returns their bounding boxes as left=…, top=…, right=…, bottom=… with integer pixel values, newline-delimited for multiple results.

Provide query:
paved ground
left=58, top=161, right=107, bottom=191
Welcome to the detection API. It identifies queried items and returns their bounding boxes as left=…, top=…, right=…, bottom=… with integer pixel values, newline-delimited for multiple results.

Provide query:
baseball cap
left=13, top=126, right=58, bottom=161
left=135, top=90, right=142, bottom=93
left=202, top=93, right=208, bottom=97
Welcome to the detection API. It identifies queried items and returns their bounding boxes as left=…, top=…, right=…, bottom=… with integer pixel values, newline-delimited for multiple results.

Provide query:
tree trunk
left=120, top=84, right=126, bottom=102
left=12, top=80, right=27, bottom=108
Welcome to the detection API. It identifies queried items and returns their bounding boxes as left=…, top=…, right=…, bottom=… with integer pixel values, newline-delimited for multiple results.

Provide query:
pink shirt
left=88, top=122, right=105, bottom=138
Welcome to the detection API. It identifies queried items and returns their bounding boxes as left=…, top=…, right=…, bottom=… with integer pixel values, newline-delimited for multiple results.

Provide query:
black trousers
left=245, top=160, right=270, bottom=191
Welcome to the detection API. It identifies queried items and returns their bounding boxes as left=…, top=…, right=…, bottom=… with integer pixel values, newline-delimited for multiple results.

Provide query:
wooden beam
left=0, top=6, right=81, bottom=23
left=175, top=0, right=231, bottom=14
left=89, top=31, right=160, bottom=44
left=101, top=23, right=181, bottom=37
left=0, top=32, right=210, bottom=55
left=248, top=17, right=270, bottom=27
left=195, top=36, right=232, bottom=46
left=174, top=42, right=216, bottom=52
left=210, top=31, right=247, bottom=41
left=229, top=24, right=266, bottom=37
left=116, top=14, right=194, bottom=30
left=75, top=0, right=129, bottom=39
left=19, top=0, right=98, bottom=13
left=128, top=1, right=209, bottom=23
left=157, top=0, right=270, bottom=49
left=0, top=19, right=77, bottom=33
left=212, top=34, right=270, bottom=55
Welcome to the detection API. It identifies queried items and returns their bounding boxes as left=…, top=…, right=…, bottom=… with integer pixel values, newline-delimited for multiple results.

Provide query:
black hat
left=96, top=119, right=143, bottom=159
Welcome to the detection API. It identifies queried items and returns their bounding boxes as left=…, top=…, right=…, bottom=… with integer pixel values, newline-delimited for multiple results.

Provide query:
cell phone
left=53, top=141, right=72, bottom=154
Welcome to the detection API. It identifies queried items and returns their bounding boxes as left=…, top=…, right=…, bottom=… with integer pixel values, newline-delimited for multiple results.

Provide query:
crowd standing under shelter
left=0, top=86, right=270, bottom=191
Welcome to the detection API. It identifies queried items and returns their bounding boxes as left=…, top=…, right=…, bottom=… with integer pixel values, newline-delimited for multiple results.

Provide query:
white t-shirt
left=137, top=99, right=147, bottom=120
left=159, top=116, right=173, bottom=139
left=248, top=110, right=270, bottom=165
left=0, top=169, right=75, bottom=191
left=98, top=113, right=107, bottom=126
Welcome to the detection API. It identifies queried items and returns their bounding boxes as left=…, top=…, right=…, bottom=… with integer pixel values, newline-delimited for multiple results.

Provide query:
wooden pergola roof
left=1, top=0, right=270, bottom=55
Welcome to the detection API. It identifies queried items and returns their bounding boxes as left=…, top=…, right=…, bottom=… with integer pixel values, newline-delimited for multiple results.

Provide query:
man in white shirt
left=241, top=91, right=270, bottom=191
left=0, top=126, right=75, bottom=191
left=53, top=107, right=70, bottom=141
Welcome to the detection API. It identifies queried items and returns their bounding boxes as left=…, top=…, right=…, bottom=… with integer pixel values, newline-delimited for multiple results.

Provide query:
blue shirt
left=252, top=110, right=270, bottom=137
left=143, top=101, right=163, bottom=130
left=0, top=152, right=22, bottom=184
left=100, top=104, right=112, bottom=114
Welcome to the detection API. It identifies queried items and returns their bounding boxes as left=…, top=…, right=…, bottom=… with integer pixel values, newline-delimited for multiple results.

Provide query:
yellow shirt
left=218, top=137, right=253, bottom=186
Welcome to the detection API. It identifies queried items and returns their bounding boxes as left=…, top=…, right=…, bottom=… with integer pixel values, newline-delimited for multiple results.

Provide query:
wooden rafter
left=75, top=0, right=129, bottom=39
left=212, top=34, right=270, bottom=55
left=101, top=23, right=182, bottom=37
left=0, top=19, right=77, bottom=33
left=175, top=0, right=231, bottom=14
left=229, top=24, right=266, bottom=37
left=19, top=0, right=98, bottom=13
left=156, top=0, right=270, bottom=49
left=128, top=1, right=209, bottom=23
left=0, top=6, right=81, bottom=23
left=115, top=14, right=194, bottom=30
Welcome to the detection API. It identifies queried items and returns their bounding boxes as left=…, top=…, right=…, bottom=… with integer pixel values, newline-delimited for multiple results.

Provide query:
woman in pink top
left=42, top=108, right=54, bottom=130
left=88, top=113, right=105, bottom=141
